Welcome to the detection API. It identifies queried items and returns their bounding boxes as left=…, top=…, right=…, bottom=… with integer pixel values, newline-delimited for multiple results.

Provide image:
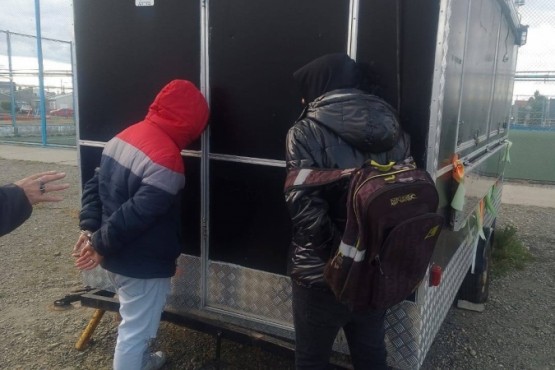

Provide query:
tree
left=526, top=90, right=547, bottom=125
left=1, top=101, right=12, bottom=112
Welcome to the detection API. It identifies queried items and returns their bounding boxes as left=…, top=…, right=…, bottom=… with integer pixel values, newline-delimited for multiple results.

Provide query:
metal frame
left=426, top=0, right=453, bottom=177
left=485, top=8, right=504, bottom=139
left=78, top=289, right=352, bottom=368
left=197, top=0, right=361, bottom=323
left=347, top=0, right=360, bottom=59
left=199, top=0, right=211, bottom=312
left=452, top=0, right=473, bottom=156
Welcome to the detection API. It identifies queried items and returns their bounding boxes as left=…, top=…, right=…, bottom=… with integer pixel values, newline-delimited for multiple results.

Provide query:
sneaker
left=141, top=351, right=166, bottom=370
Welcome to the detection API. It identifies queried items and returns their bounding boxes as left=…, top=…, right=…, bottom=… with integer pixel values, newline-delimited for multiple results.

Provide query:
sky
left=0, top=0, right=74, bottom=92
left=513, top=0, right=555, bottom=98
left=0, top=0, right=74, bottom=43
left=0, top=0, right=553, bottom=97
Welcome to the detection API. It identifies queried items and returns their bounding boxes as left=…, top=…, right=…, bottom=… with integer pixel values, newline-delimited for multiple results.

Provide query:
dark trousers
left=292, top=283, right=387, bottom=370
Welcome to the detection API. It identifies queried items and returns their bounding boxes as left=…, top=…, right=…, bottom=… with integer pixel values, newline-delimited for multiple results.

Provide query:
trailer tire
left=458, top=228, right=494, bottom=304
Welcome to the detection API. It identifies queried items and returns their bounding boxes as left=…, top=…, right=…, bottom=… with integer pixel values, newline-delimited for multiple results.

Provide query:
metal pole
left=346, top=0, right=359, bottom=60
left=542, top=97, right=547, bottom=127
left=200, top=0, right=210, bottom=308
left=6, top=31, right=18, bottom=135
left=70, top=42, right=77, bottom=124
left=34, top=0, right=48, bottom=146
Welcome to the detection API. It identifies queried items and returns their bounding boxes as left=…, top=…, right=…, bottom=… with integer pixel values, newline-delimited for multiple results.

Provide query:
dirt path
left=0, top=158, right=553, bottom=369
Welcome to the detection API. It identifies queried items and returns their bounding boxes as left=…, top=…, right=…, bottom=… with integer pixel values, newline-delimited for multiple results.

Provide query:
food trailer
left=71, top=0, right=526, bottom=368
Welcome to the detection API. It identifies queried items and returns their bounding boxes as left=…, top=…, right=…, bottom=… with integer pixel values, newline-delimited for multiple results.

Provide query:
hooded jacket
left=79, top=80, right=209, bottom=278
left=285, top=54, right=410, bottom=289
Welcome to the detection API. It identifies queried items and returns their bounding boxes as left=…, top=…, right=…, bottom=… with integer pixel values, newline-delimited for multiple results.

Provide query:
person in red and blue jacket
left=73, top=79, right=209, bottom=370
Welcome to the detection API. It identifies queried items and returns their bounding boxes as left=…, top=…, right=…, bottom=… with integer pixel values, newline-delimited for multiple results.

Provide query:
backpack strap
left=284, top=167, right=355, bottom=192
left=367, top=160, right=396, bottom=172
left=284, top=158, right=414, bottom=192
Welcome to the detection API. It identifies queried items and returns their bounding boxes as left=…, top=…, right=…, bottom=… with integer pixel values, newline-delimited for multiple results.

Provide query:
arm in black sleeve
left=0, top=184, right=33, bottom=237
left=284, top=125, right=338, bottom=251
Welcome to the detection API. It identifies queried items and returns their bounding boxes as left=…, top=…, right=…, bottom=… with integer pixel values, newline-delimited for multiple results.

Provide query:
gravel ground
left=0, top=158, right=554, bottom=370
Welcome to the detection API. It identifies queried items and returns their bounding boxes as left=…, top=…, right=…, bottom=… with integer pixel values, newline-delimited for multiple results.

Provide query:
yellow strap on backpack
left=370, top=160, right=396, bottom=172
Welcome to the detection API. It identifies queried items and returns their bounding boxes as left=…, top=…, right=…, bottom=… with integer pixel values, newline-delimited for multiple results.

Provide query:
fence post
left=6, top=31, right=18, bottom=136
left=34, top=0, right=48, bottom=146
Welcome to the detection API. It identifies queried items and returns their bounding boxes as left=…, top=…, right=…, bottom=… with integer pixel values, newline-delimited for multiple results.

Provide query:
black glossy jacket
left=285, top=88, right=411, bottom=289
left=0, top=184, right=32, bottom=237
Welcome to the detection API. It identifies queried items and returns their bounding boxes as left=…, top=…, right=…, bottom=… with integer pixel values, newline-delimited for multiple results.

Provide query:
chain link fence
left=512, top=0, right=555, bottom=129
left=0, top=30, right=75, bottom=147
left=515, top=0, right=555, bottom=71
left=507, top=1, right=555, bottom=184
left=1, top=1, right=554, bottom=146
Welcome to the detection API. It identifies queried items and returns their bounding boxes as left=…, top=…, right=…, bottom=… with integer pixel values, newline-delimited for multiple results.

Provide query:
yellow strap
left=370, top=160, right=396, bottom=172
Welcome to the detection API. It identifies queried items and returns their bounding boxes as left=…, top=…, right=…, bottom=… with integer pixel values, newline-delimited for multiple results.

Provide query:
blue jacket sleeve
left=79, top=170, right=102, bottom=232
left=0, top=184, right=33, bottom=237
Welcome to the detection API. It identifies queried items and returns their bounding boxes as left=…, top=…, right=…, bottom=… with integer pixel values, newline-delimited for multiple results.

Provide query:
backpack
left=284, top=158, right=444, bottom=310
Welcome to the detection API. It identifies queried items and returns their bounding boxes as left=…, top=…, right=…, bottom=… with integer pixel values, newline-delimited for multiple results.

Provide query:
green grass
left=492, top=224, right=534, bottom=277
left=505, top=129, right=555, bottom=183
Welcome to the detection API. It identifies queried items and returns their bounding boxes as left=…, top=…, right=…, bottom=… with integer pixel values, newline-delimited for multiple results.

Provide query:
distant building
left=50, top=93, right=74, bottom=110
left=0, top=81, right=16, bottom=95
left=0, top=82, right=16, bottom=112
left=0, top=83, right=74, bottom=115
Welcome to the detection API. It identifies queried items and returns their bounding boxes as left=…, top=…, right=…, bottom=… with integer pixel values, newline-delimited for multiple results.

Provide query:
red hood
left=145, top=79, right=209, bottom=150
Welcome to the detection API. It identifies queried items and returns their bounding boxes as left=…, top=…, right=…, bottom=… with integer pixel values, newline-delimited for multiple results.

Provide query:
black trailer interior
left=74, top=0, right=443, bottom=275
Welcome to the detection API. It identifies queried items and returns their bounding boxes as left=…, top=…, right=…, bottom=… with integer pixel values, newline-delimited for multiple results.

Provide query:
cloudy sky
left=1, top=0, right=74, bottom=42
left=0, top=0, right=553, bottom=96
left=0, top=0, right=73, bottom=91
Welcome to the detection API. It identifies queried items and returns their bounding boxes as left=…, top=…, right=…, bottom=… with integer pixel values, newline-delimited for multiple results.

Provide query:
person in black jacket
left=285, top=53, right=411, bottom=369
left=0, top=170, right=68, bottom=237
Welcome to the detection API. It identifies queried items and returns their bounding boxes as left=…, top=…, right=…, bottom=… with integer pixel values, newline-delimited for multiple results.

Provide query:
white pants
left=106, top=271, right=171, bottom=370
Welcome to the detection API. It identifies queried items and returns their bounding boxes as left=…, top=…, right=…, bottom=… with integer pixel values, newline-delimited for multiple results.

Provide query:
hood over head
left=305, top=91, right=400, bottom=153
left=146, top=79, right=210, bottom=149
left=293, top=53, right=360, bottom=104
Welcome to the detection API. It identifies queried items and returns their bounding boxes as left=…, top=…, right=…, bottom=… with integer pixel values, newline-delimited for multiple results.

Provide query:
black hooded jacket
left=285, top=54, right=411, bottom=289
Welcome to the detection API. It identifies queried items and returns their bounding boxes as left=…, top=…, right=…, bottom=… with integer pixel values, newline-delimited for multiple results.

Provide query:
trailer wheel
left=458, top=228, right=493, bottom=304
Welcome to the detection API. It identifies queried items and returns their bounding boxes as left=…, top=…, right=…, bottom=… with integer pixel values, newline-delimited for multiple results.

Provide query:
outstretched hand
left=14, top=171, right=69, bottom=205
